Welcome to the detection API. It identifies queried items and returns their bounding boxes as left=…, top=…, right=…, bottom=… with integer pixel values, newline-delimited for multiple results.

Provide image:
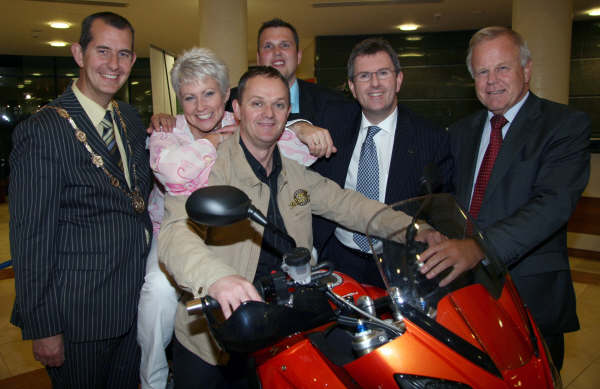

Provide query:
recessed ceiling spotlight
left=588, top=8, right=600, bottom=16
left=32, top=73, right=42, bottom=76
left=65, top=73, right=75, bottom=77
left=397, top=23, right=419, bottom=31
left=49, top=41, right=68, bottom=47
left=398, top=52, right=425, bottom=58
left=49, top=21, right=71, bottom=29
left=405, top=36, right=423, bottom=41
left=131, top=81, right=139, bottom=85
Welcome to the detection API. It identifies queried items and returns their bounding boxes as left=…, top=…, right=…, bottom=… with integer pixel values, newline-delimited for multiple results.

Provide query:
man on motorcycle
left=157, top=66, right=440, bottom=388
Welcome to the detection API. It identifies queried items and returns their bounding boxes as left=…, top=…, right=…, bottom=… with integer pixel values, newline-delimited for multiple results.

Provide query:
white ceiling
left=1, top=0, right=599, bottom=60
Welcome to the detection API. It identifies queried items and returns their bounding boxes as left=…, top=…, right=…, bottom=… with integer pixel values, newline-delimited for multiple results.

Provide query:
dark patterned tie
left=353, top=125, right=382, bottom=252
left=469, top=115, right=508, bottom=220
left=100, top=110, right=121, bottom=166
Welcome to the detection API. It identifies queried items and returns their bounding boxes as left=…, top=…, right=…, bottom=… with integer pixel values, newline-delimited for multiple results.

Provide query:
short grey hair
left=466, top=26, right=531, bottom=78
left=347, top=38, right=402, bottom=80
left=170, top=47, right=229, bottom=97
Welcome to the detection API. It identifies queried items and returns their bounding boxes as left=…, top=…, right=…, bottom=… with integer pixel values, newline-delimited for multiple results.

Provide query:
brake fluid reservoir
left=281, top=247, right=312, bottom=285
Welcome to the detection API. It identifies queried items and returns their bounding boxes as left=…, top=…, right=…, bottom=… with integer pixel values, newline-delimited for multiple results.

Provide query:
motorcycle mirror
left=407, top=163, right=441, bottom=242
left=186, top=185, right=254, bottom=226
left=418, top=162, right=441, bottom=195
left=185, top=185, right=296, bottom=248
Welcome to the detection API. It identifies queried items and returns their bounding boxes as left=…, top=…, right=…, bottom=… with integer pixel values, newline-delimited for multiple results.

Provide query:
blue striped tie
left=353, top=125, right=381, bottom=252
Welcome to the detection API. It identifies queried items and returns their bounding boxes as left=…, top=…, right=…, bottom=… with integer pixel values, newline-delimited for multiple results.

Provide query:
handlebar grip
left=186, top=295, right=220, bottom=314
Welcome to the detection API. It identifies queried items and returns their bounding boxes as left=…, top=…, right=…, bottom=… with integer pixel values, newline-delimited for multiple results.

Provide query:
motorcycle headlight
left=394, top=374, right=472, bottom=389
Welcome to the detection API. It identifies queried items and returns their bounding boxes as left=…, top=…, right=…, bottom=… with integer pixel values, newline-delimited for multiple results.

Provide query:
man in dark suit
left=419, top=27, right=590, bottom=370
left=9, top=12, right=152, bottom=387
left=311, top=38, right=453, bottom=287
left=225, top=18, right=345, bottom=125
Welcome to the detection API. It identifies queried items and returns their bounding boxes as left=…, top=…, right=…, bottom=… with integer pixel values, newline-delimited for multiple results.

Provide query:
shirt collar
left=239, top=138, right=282, bottom=184
left=360, top=106, right=398, bottom=135
left=72, top=79, right=113, bottom=129
left=486, top=91, right=529, bottom=124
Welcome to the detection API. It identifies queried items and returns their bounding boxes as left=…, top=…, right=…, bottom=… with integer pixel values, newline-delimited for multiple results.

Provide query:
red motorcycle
left=185, top=186, right=561, bottom=388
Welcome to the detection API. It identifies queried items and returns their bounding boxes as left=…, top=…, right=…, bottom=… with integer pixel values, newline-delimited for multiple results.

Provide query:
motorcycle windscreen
left=365, top=194, right=536, bottom=372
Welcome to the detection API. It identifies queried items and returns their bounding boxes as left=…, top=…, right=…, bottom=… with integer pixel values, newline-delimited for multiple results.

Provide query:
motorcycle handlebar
left=186, top=295, right=220, bottom=315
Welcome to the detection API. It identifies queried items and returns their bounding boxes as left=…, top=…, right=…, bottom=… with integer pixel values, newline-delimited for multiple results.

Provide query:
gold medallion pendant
left=131, top=191, right=146, bottom=213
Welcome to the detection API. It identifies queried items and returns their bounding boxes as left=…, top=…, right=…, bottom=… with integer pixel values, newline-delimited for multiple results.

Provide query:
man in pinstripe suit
left=9, top=12, right=152, bottom=388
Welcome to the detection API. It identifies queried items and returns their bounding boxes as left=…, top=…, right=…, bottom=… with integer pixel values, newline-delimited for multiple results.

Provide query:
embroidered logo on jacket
left=289, top=189, right=310, bottom=207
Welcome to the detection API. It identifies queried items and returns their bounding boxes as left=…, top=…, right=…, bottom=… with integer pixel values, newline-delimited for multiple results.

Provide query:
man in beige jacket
left=158, top=66, right=433, bottom=388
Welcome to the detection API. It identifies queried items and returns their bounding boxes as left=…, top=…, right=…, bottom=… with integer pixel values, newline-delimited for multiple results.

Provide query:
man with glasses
left=310, top=38, right=453, bottom=287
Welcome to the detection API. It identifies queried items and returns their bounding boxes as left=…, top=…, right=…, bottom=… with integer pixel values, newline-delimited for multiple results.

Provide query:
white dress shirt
left=335, top=108, right=398, bottom=250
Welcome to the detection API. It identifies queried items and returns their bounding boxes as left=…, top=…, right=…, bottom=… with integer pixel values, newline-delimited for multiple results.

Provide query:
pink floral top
left=147, top=112, right=316, bottom=235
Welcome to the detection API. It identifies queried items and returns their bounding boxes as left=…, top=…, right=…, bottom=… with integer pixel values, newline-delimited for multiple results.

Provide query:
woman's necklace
left=41, top=101, right=146, bottom=213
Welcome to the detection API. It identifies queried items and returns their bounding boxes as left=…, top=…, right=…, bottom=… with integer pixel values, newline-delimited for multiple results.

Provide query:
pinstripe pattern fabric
left=9, top=85, right=152, bottom=345
left=46, top=324, right=140, bottom=388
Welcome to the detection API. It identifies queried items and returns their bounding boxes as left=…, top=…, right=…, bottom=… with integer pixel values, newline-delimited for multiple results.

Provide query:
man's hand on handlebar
left=417, top=238, right=485, bottom=287
left=207, top=275, right=263, bottom=319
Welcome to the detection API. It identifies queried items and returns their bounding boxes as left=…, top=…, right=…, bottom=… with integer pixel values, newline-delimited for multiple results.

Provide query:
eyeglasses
left=352, top=68, right=395, bottom=82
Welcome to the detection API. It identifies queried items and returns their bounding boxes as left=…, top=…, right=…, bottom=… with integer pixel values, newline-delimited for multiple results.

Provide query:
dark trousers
left=544, top=333, right=565, bottom=371
left=172, top=337, right=249, bottom=389
left=46, top=324, right=140, bottom=389
left=323, top=236, right=385, bottom=288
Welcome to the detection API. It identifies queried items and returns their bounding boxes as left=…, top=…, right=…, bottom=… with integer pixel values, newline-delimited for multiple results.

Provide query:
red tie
left=469, top=115, right=508, bottom=220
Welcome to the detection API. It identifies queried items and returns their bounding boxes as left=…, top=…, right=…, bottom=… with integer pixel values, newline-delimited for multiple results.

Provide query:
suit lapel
left=385, top=107, right=413, bottom=203
left=457, top=111, right=487, bottom=207
left=483, top=94, right=539, bottom=202
left=297, top=80, right=316, bottom=122
left=330, top=108, right=362, bottom=187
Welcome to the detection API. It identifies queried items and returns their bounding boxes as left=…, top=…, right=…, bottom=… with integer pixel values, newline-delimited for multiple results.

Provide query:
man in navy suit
left=419, top=27, right=590, bottom=370
left=311, top=38, right=453, bottom=287
left=9, top=12, right=152, bottom=387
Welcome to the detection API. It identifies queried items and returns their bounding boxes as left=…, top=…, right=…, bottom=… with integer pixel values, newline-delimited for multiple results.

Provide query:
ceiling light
left=65, top=73, right=75, bottom=77
left=130, top=81, right=139, bottom=85
left=405, top=36, right=423, bottom=41
left=588, top=9, right=600, bottom=16
left=397, top=23, right=419, bottom=31
left=24, top=79, right=32, bottom=85
left=398, top=52, right=425, bottom=57
left=49, top=21, right=71, bottom=29
left=49, top=41, right=68, bottom=47
left=17, top=84, right=24, bottom=89
left=32, top=73, right=42, bottom=76
left=25, top=94, right=32, bottom=100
